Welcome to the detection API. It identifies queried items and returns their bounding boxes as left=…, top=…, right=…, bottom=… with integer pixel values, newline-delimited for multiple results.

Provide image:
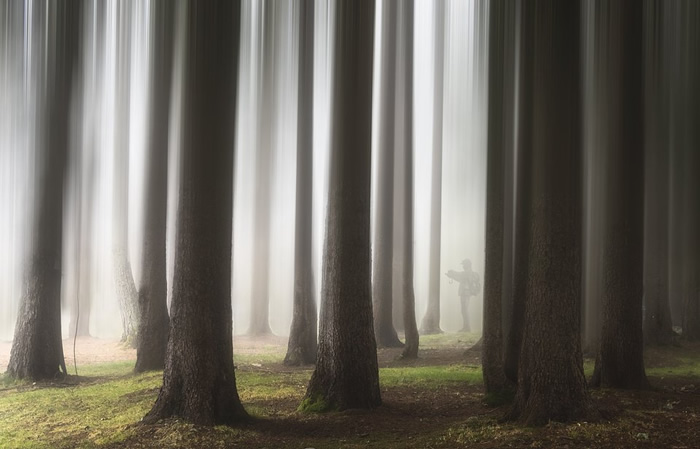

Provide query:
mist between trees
left=0, top=0, right=698, bottom=428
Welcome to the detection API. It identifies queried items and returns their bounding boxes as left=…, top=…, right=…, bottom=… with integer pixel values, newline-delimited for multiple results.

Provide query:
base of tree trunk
left=419, top=327, right=444, bottom=335
left=375, top=328, right=405, bottom=348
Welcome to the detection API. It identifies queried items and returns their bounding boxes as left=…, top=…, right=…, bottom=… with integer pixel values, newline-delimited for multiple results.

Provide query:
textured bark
left=591, top=0, right=648, bottom=390
left=135, top=0, right=174, bottom=373
left=399, top=0, right=419, bottom=360
left=504, top=1, right=532, bottom=385
left=642, top=0, right=674, bottom=346
left=372, top=0, right=402, bottom=349
left=482, top=0, right=516, bottom=394
left=507, top=0, right=592, bottom=425
left=113, top=0, right=138, bottom=345
left=285, top=0, right=317, bottom=367
left=8, top=0, right=79, bottom=381
left=302, top=0, right=380, bottom=411
left=420, top=0, right=445, bottom=335
left=677, top=2, right=700, bottom=341
left=144, top=0, right=247, bottom=425
left=248, top=0, right=277, bottom=336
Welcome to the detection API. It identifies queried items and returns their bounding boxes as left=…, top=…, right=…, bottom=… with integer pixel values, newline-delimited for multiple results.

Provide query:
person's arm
left=445, top=270, right=458, bottom=281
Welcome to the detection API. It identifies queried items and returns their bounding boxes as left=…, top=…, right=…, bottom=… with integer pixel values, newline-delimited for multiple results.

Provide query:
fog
left=0, top=0, right=489, bottom=342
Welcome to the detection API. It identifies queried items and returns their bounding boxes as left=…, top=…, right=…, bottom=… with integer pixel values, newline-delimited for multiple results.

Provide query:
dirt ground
left=2, top=336, right=700, bottom=448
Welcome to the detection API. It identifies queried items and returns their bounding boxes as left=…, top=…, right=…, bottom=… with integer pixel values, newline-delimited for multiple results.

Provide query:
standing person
left=446, top=259, right=480, bottom=332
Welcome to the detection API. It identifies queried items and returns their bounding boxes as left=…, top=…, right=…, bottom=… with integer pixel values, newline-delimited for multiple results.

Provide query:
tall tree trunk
left=504, top=0, right=532, bottom=385
left=642, top=0, right=674, bottom=346
left=249, top=0, right=277, bottom=336
left=677, top=1, right=700, bottom=341
left=591, top=0, right=648, bottom=390
left=507, top=0, right=592, bottom=425
left=482, top=0, right=516, bottom=394
left=144, top=0, right=247, bottom=425
left=8, top=0, right=80, bottom=381
left=301, top=0, right=380, bottom=412
left=285, top=0, right=317, bottom=367
left=399, top=0, right=419, bottom=360
left=135, top=0, right=174, bottom=373
left=113, top=0, right=138, bottom=346
left=420, top=0, right=445, bottom=335
left=372, top=0, right=402, bottom=349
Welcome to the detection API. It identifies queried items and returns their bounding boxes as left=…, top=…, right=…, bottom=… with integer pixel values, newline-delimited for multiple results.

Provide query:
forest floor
left=0, top=333, right=699, bottom=448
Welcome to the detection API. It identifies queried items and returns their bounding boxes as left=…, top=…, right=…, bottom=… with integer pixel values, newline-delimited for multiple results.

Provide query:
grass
left=0, top=335, right=698, bottom=448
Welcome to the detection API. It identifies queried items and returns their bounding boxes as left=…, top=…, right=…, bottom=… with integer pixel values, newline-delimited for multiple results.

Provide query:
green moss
left=297, top=394, right=338, bottom=413
left=380, top=364, right=482, bottom=388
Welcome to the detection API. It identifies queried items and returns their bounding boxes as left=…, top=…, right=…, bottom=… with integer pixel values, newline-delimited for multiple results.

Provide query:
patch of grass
left=380, top=364, right=482, bottom=388
left=419, top=332, right=481, bottom=349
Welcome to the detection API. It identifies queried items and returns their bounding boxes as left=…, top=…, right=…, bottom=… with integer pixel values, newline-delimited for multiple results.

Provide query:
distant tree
left=420, top=0, right=446, bottom=335
left=143, top=0, right=247, bottom=425
left=8, top=0, right=80, bottom=381
left=482, top=0, right=516, bottom=394
left=285, top=0, right=317, bottom=367
left=676, top=1, right=700, bottom=341
left=249, top=0, right=277, bottom=336
left=301, top=0, right=380, bottom=411
left=591, top=0, right=648, bottom=390
left=134, top=0, right=175, bottom=373
left=642, top=0, right=674, bottom=346
left=372, top=0, right=402, bottom=349
left=112, top=0, right=139, bottom=346
left=399, top=0, right=419, bottom=360
left=506, top=0, right=593, bottom=425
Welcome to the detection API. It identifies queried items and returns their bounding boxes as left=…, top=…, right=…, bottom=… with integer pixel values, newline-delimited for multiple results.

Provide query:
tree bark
left=285, top=0, right=317, bottom=367
left=372, top=0, right=402, bottom=349
left=399, top=0, right=419, bottom=360
left=642, top=0, right=674, bottom=346
left=8, top=0, right=80, bottom=381
left=301, top=0, right=380, bottom=412
left=591, top=0, right=648, bottom=390
left=420, top=0, right=445, bottom=335
left=135, top=0, right=174, bottom=374
left=507, top=0, right=593, bottom=425
left=144, top=0, right=247, bottom=425
left=113, top=0, right=138, bottom=346
left=482, top=0, right=516, bottom=394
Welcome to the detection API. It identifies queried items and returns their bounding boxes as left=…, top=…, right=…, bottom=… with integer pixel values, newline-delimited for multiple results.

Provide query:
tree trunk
left=482, top=0, right=516, bottom=394
left=591, top=0, right=648, bottom=390
left=677, top=2, right=700, bottom=341
left=8, top=0, right=80, bottom=381
left=144, top=0, right=247, bottom=425
left=301, top=0, right=380, bottom=412
left=112, top=0, right=138, bottom=346
left=504, top=1, right=532, bottom=385
left=249, top=0, right=278, bottom=337
left=420, top=0, right=445, bottom=335
left=507, top=0, right=593, bottom=425
left=399, top=0, right=419, bottom=360
left=642, top=0, right=674, bottom=346
left=372, top=0, right=402, bottom=349
left=135, top=0, right=174, bottom=374
left=285, top=0, right=317, bottom=367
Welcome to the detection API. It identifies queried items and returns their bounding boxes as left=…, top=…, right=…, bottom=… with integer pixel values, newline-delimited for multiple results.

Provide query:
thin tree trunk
left=285, top=0, right=317, bottom=367
left=8, top=0, right=80, bottom=381
left=591, top=0, right=648, bottom=390
left=113, top=0, right=138, bottom=346
left=301, top=0, right=380, bottom=412
left=135, top=0, right=174, bottom=373
left=372, top=0, right=402, bottom=349
left=400, top=0, right=419, bottom=360
left=507, top=0, right=593, bottom=425
left=420, top=0, right=445, bottom=335
left=144, top=0, right=247, bottom=425
left=642, top=0, right=674, bottom=346
left=249, top=0, right=276, bottom=336
left=482, top=0, right=516, bottom=394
